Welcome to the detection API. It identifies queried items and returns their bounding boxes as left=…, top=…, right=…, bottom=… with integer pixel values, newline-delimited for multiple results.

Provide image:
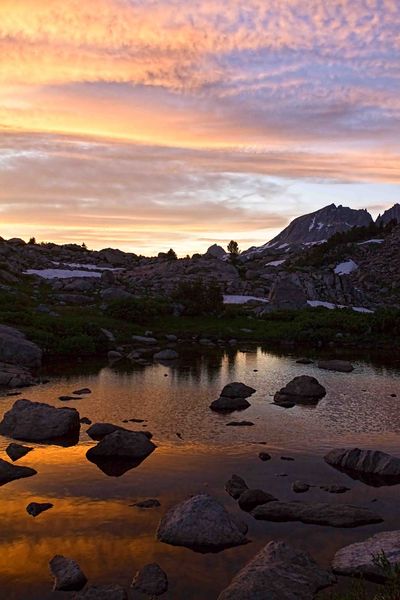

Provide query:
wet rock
left=218, top=540, right=335, bottom=599
left=131, top=498, right=161, bottom=509
left=320, top=484, right=350, bottom=494
left=157, top=493, right=248, bottom=550
left=324, top=447, right=400, bottom=485
left=210, top=397, right=251, bottom=412
left=221, top=382, right=256, bottom=398
left=87, top=430, right=156, bottom=461
left=49, top=555, right=87, bottom=591
left=153, top=349, right=179, bottom=360
left=274, top=375, right=326, bottom=405
left=80, top=417, right=92, bottom=425
left=296, top=358, right=313, bottom=364
left=317, top=360, right=354, bottom=373
left=238, top=489, right=277, bottom=512
left=292, top=481, right=310, bottom=493
left=131, top=563, right=168, bottom=597
left=332, top=530, right=400, bottom=581
left=87, top=422, right=128, bottom=440
left=0, top=362, right=37, bottom=388
left=0, top=458, right=37, bottom=485
left=73, top=388, right=91, bottom=395
left=6, top=442, right=33, bottom=461
left=73, top=585, right=127, bottom=600
left=26, top=502, right=53, bottom=517
left=258, top=452, right=271, bottom=461
left=252, top=501, right=383, bottom=527
left=59, top=395, right=82, bottom=401
left=225, top=474, right=249, bottom=499
left=226, top=421, right=254, bottom=427
left=108, top=350, right=123, bottom=361
left=0, top=399, right=80, bottom=442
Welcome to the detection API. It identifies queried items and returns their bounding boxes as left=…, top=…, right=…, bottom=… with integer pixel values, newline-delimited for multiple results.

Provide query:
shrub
left=173, top=279, right=224, bottom=316
left=107, top=297, right=170, bottom=322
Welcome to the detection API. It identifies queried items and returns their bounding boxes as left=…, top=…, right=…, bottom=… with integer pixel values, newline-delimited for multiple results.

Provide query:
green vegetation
left=172, top=279, right=224, bottom=316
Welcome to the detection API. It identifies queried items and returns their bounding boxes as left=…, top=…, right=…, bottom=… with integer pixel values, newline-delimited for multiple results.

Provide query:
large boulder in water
left=157, top=493, right=248, bottom=550
left=87, top=430, right=156, bottom=460
left=0, top=457, right=37, bottom=485
left=318, top=360, right=354, bottom=373
left=0, top=399, right=80, bottom=442
left=217, top=540, right=335, bottom=599
left=210, top=397, right=251, bottom=412
left=251, top=501, right=383, bottom=528
left=131, top=563, right=168, bottom=597
left=324, top=447, right=400, bottom=486
left=220, top=382, right=256, bottom=398
left=49, top=555, right=87, bottom=591
left=274, top=375, right=326, bottom=405
left=0, top=325, right=42, bottom=369
left=332, top=530, right=400, bottom=581
left=86, top=422, right=128, bottom=441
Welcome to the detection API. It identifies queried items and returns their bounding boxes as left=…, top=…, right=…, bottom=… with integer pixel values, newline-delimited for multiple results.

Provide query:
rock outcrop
left=274, top=376, right=326, bottom=405
left=324, top=447, right=400, bottom=485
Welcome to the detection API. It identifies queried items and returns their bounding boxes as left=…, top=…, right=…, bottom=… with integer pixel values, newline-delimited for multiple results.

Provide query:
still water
left=0, top=346, right=399, bottom=599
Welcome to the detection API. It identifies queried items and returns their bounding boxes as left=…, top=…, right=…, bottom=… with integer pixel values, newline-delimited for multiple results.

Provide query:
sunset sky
left=1, top=0, right=399, bottom=255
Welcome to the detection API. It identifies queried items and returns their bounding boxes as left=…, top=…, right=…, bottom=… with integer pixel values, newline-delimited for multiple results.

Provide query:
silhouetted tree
left=28, top=237, right=36, bottom=245
left=166, top=248, right=178, bottom=260
left=227, top=240, right=240, bottom=264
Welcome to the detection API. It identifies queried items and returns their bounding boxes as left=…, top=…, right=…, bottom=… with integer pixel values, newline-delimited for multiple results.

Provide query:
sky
left=1, top=0, right=399, bottom=256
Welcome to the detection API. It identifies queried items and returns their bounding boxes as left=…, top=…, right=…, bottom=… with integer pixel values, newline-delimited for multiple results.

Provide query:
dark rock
left=317, top=360, right=354, bottom=373
left=49, top=555, right=87, bottom=591
left=153, top=349, right=179, bottom=360
left=80, top=417, right=92, bottom=425
left=0, top=458, right=37, bottom=485
left=238, top=489, right=277, bottom=512
left=0, top=399, right=80, bottom=442
left=296, top=358, right=314, bottom=364
left=73, top=584, right=127, bottom=599
left=324, top=447, right=400, bottom=486
left=226, top=421, right=254, bottom=427
left=73, top=388, right=91, bottom=395
left=220, top=382, right=256, bottom=398
left=131, top=498, right=161, bottom=509
left=210, top=397, right=250, bottom=412
left=6, top=442, right=33, bottom=461
left=217, top=540, right=335, bottom=599
left=87, top=422, right=128, bottom=440
left=0, top=324, right=42, bottom=369
left=87, top=430, right=156, bottom=461
left=108, top=350, right=123, bottom=361
left=225, top=474, right=249, bottom=499
left=131, top=563, right=168, bottom=597
left=281, top=456, right=294, bottom=461
left=59, top=395, right=82, bottom=401
left=157, top=493, right=248, bottom=550
left=292, top=481, right=310, bottom=493
left=26, top=502, right=53, bottom=517
left=258, top=452, right=271, bottom=461
left=252, top=501, right=383, bottom=527
left=274, top=375, right=326, bottom=405
left=320, top=484, right=350, bottom=494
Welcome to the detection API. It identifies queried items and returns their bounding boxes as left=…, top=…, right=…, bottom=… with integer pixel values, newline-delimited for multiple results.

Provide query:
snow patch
left=24, top=269, right=102, bottom=279
left=357, top=239, right=384, bottom=245
left=265, top=259, right=285, bottom=267
left=223, top=295, right=269, bottom=304
left=307, top=300, right=373, bottom=314
left=334, top=259, right=358, bottom=275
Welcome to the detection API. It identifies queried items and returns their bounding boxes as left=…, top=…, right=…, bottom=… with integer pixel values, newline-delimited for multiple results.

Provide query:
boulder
left=332, top=531, right=400, bottom=581
left=86, top=430, right=156, bottom=461
left=269, top=273, right=308, bottom=310
left=0, top=325, right=42, bottom=369
left=108, top=350, right=123, bottom=361
left=225, top=474, right=248, bottom=499
left=317, top=360, right=354, bottom=373
left=0, top=399, right=80, bottom=442
left=153, top=349, right=179, bottom=360
left=320, top=484, right=350, bottom=494
left=0, top=362, right=37, bottom=388
left=220, top=382, right=256, bottom=398
left=132, top=335, right=158, bottom=344
left=238, top=489, right=277, bottom=512
left=217, top=540, right=335, bottom=599
left=86, top=423, right=128, bottom=441
left=274, top=375, right=326, bottom=405
left=204, top=244, right=227, bottom=259
left=292, top=481, right=310, bottom=493
left=26, top=502, right=53, bottom=517
left=324, top=447, right=400, bottom=485
left=131, top=563, right=168, bottom=597
left=210, top=397, right=251, bottom=412
left=0, top=458, right=37, bottom=485
left=252, top=501, right=383, bottom=528
left=6, top=442, right=33, bottom=461
left=49, top=555, right=87, bottom=591
left=157, top=494, right=248, bottom=550
left=101, top=287, right=134, bottom=302
left=73, top=585, right=127, bottom=599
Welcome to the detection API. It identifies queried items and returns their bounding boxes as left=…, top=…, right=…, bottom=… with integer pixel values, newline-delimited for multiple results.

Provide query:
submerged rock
left=317, top=360, right=354, bottom=373
left=26, top=502, right=53, bottom=517
left=157, top=494, right=248, bottom=550
left=87, top=430, right=156, bottom=461
left=0, top=458, right=37, bottom=485
left=225, top=474, right=249, bottom=499
left=332, top=530, right=400, bottom=581
left=324, top=447, right=400, bottom=486
left=210, top=397, right=251, bottom=412
left=49, top=555, right=87, bottom=591
left=238, top=489, right=276, bottom=512
left=274, top=376, right=326, bottom=405
left=0, top=399, right=80, bottom=442
left=220, top=382, right=256, bottom=398
left=6, top=442, right=33, bottom=461
left=73, top=585, right=127, bottom=599
left=131, top=563, right=168, bottom=597
left=252, top=501, right=383, bottom=528
left=217, top=540, right=335, bottom=599
left=131, top=498, right=161, bottom=509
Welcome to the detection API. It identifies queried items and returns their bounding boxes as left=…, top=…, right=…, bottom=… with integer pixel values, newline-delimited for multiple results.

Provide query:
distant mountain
left=244, top=204, right=373, bottom=256
left=376, top=203, right=400, bottom=226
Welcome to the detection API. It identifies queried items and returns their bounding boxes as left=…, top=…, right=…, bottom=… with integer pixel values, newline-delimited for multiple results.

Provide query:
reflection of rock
left=225, top=474, right=248, bottom=499
left=73, top=585, right=127, bottom=599
left=274, top=376, right=326, bottom=406
left=49, top=555, right=87, bottom=591
left=324, top=447, right=400, bottom=486
left=218, top=540, right=335, bottom=599
left=26, top=502, right=53, bottom=517
left=317, top=360, right=354, bottom=373
left=86, top=430, right=156, bottom=477
left=157, top=494, right=248, bottom=551
left=0, top=399, right=80, bottom=442
left=131, top=563, right=168, bottom=597
left=252, top=501, right=383, bottom=528
left=0, top=458, right=37, bottom=486
left=333, top=531, right=400, bottom=581
left=210, top=397, right=250, bottom=412
left=6, top=442, right=33, bottom=461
